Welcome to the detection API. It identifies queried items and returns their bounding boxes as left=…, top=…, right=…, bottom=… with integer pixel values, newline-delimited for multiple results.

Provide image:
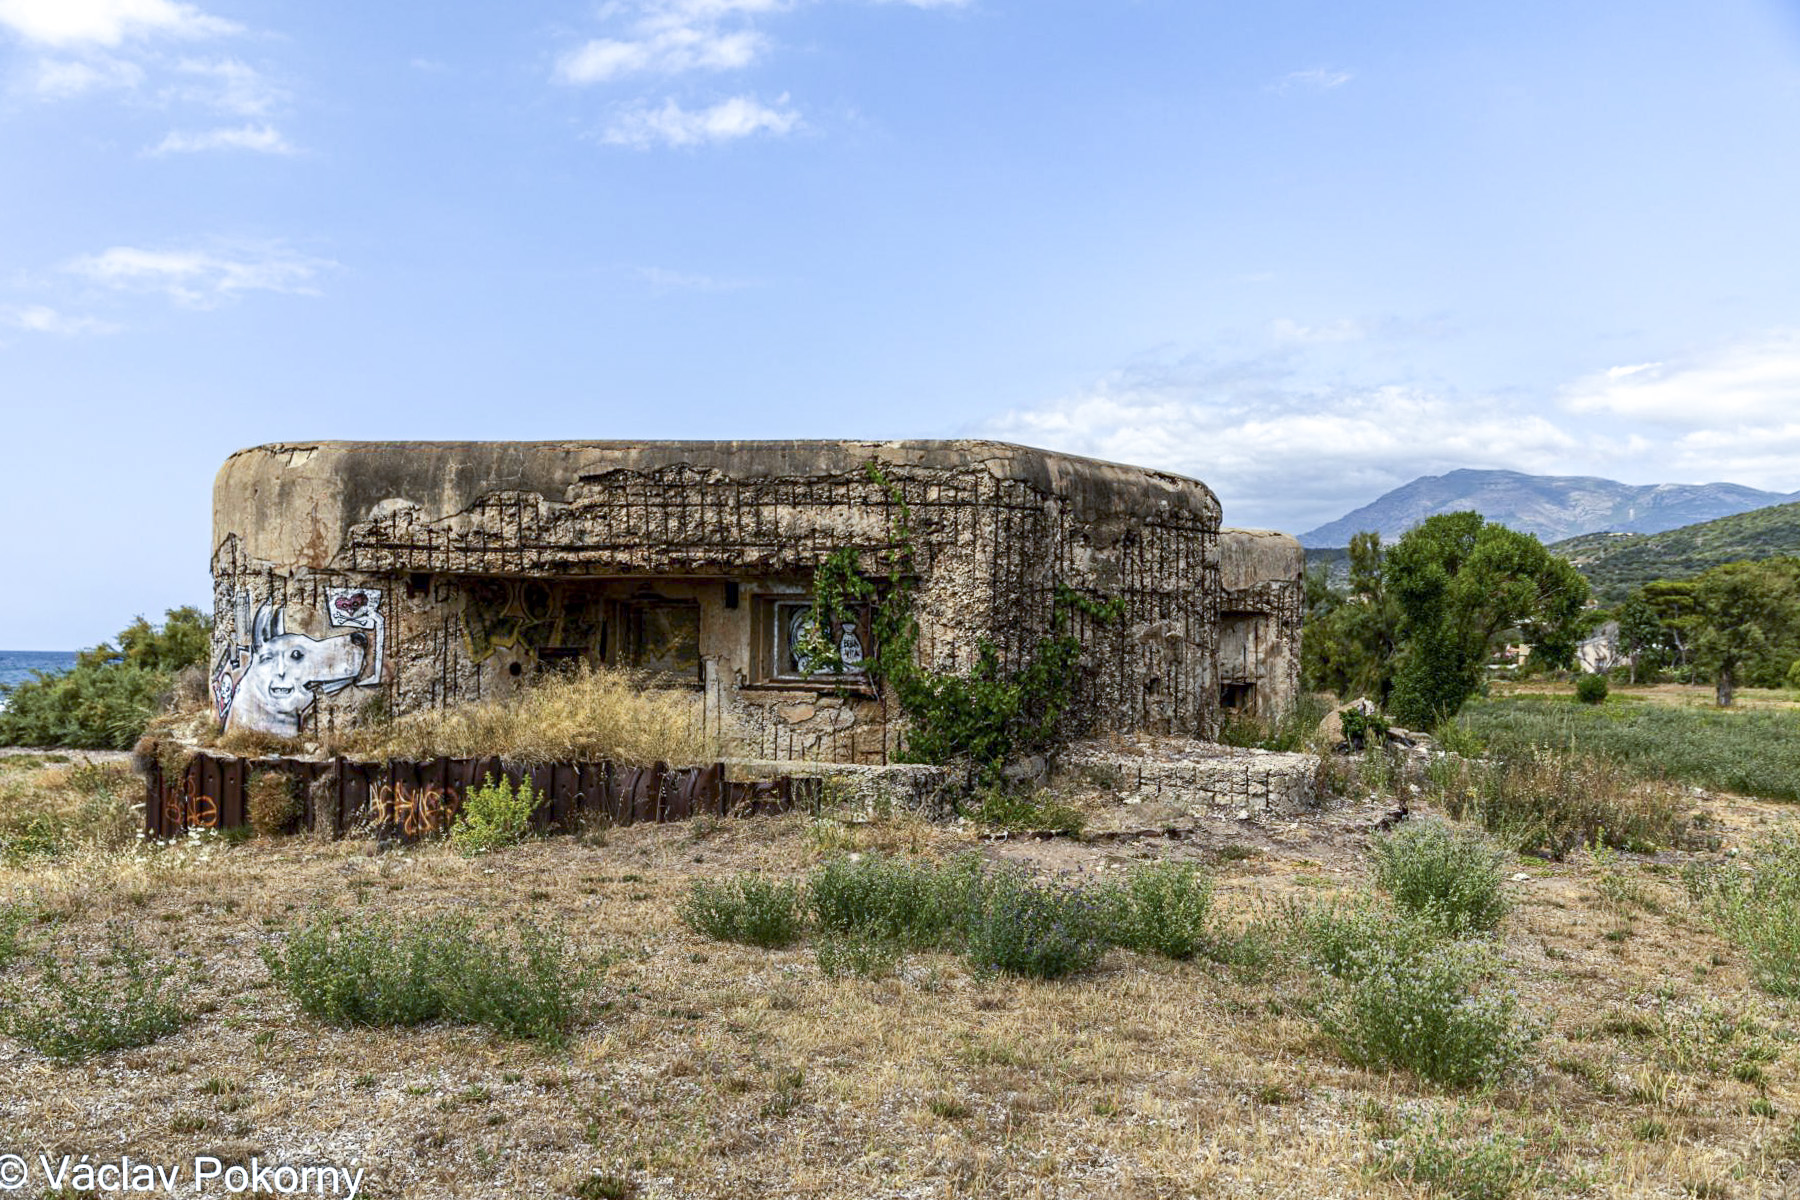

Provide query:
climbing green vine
left=797, top=462, right=1124, bottom=781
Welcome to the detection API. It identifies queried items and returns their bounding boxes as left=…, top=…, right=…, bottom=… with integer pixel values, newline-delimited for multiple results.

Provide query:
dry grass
left=323, top=666, right=738, bottom=766
left=0, top=757, right=139, bottom=862
left=0, top=754, right=1798, bottom=1198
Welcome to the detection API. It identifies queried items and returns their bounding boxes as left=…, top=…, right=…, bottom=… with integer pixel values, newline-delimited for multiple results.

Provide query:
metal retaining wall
left=143, top=752, right=820, bottom=842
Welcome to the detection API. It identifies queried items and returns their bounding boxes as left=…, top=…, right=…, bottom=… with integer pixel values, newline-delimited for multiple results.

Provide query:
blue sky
left=3, top=0, right=1799, bottom=648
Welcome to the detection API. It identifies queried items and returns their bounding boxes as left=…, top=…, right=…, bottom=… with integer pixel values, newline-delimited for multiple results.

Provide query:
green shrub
left=1278, top=895, right=1443, bottom=980
left=434, top=923, right=589, bottom=1043
left=1377, top=1116, right=1534, bottom=1200
left=262, top=910, right=588, bottom=1045
left=964, top=787, right=1085, bottom=836
left=1340, top=708, right=1390, bottom=748
left=1369, top=820, right=1508, bottom=936
left=1102, top=861, right=1216, bottom=960
left=1218, top=694, right=1335, bottom=752
left=4, top=927, right=189, bottom=1062
left=1575, top=673, right=1609, bottom=705
left=677, top=875, right=803, bottom=949
left=1320, top=935, right=1534, bottom=1087
left=963, top=869, right=1108, bottom=980
left=449, top=773, right=544, bottom=856
left=806, top=853, right=980, bottom=949
left=0, top=607, right=210, bottom=750
left=1698, top=833, right=1800, bottom=998
left=814, top=929, right=904, bottom=979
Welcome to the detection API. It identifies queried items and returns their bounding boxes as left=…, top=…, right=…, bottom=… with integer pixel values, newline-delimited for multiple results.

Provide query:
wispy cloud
left=1556, top=331, right=1800, bottom=490
left=1273, top=67, right=1353, bottom=94
left=25, top=54, right=143, bottom=97
left=558, top=0, right=965, bottom=146
left=1562, top=332, right=1800, bottom=426
left=162, top=56, right=282, bottom=116
left=557, top=0, right=784, bottom=85
left=147, top=123, right=296, bottom=155
left=3, top=304, right=118, bottom=335
left=602, top=94, right=800, bottom=147
left=0, top=0, right=238, bottom=47
left=1269, top=317, right=1366, bottom=344
left=65, top=243, right=335, bottom=307
left=558, top=26, right=769, bottom=84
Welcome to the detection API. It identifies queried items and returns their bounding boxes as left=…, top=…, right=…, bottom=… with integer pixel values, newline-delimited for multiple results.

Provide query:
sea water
left=0, top=650, right=77, bottom=705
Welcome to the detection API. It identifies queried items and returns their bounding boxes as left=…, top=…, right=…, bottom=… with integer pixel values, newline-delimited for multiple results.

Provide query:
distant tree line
left=1303, top=515, right=1800, bottom=715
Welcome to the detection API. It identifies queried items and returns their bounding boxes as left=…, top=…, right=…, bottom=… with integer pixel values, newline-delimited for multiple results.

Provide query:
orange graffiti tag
left=370, top=781, right=461, bottom=838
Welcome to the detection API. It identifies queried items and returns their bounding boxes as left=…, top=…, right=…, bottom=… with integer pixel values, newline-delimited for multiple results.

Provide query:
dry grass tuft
left=0, top=758, right=139, bottom=862
left=323, top=666, right=738, bottom=766
left=247, top=770, right=301, bottom=838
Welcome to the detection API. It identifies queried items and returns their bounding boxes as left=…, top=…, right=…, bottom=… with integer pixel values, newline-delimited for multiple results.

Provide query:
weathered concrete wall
left=1061, top=741, right=1318, bottom=816
left=211, top=440, right=1225, bottom=759
left=1217, top=529, right=1305, bottom=720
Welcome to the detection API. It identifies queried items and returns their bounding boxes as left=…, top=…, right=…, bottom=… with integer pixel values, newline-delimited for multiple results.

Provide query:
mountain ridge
left=1549, top=501, right=1800, bottom=604
left=1298, top=469, right=1798, bottom=548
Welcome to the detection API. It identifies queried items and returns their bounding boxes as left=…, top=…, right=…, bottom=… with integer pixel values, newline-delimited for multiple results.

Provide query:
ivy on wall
left=798, top=463, right=1124, bottom=780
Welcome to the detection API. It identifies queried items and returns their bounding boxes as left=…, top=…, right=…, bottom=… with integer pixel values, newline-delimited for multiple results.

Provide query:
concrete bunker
left=209, top=440, right=1301, bottom=763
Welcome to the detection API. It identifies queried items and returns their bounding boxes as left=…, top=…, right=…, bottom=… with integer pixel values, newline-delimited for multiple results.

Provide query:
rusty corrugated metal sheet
left=144, top=752, right=807, bottom=841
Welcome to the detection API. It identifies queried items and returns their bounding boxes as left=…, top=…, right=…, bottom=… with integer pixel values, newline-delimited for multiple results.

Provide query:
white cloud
left=1270, top=317, right=1365, bottom=344
left=558, top=27, right=768, bottom=84
left=163, top=56, right=281, bottom=115
left=1562, top=331, right=1800, bottom=426
left=982, top=364, right=1579, bottom=531
left=65, top=244, right=335, bottom=307
left=1273, top=67, right=1352, bottom=93
left=557, top=0, right=783, bottom=85
left=147, top=123, right=295, bottom=154
left=0, top=0, right=236, bottom=46
left=602, top=94, right=799, bottom=147
left=25, top=54, right=143, bottom=97
left=4, top=304, right=118, bottom=334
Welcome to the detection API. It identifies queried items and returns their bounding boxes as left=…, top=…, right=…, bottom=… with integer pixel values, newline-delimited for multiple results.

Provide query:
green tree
left=1691, top=559, right=1800, bottom=706
left=1384, top=513, right=1589, bottom=728
left=1300, top=532, right=1400, bottom=703
left=1639, top=578, right=1702, bottom=672
left=1615, top=592, right=1668, bottom=684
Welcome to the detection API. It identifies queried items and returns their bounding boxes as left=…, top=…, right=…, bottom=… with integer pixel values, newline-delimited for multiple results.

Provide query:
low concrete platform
left=1058, top=738, right=1320, bottom=817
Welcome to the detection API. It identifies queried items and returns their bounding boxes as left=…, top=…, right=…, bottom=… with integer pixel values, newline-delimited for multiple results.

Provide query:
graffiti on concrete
left=217, top=598, right=376, bottom=736
left=325, top=587, right=385, bottom=687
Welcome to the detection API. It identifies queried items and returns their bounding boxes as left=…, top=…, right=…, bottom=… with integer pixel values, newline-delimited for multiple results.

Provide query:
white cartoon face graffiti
left=224, top=602, right=368, bottom=736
